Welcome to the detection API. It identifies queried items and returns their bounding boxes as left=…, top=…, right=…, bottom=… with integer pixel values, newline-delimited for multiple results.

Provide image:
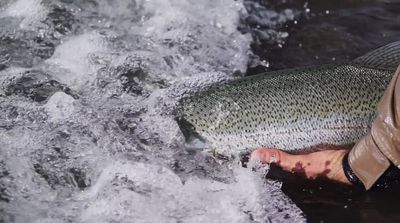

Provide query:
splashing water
left=0, top=0, right=304, bottom=222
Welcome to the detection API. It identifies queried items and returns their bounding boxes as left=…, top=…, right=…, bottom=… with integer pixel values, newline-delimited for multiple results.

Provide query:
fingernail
left=269, top=153, right=278, bottom=163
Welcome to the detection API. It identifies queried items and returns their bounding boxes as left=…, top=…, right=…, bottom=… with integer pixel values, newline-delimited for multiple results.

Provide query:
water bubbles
left=44, top=92, right=75, bottom=122
left=45, top=32, right=108, bottom=88
left=4, top=69, right=74, bottom=102
left=260, top=60, right=270, bottom=68
left=0, top=0, right=49, bottom=29
left=0, top=0, right=305, bottom=222
left=77, top=161, right=302, bottom=223
left=241, top=0, right=301, bottom=66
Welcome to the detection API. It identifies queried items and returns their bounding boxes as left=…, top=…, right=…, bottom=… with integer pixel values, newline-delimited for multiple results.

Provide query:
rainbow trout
left=176, top=41, right=400, bottom=155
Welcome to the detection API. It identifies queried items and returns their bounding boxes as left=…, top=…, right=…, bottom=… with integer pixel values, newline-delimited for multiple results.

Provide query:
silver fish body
left=176, top=42, right=400, bottom=155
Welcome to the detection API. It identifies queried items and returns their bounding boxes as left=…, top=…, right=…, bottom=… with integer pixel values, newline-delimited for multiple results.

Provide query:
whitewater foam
left=0, top=0, right=305, bottom=222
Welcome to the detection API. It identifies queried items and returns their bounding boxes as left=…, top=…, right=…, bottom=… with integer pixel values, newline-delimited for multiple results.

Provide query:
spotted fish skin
left=176, top=63, right=395, bottom=155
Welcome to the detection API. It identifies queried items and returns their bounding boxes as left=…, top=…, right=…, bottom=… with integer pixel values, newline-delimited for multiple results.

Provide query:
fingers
left=250, top=148, right=283, bottom=164
left=250, top=148, right=295, bottom=172
left=250, top=148, right=351, bottom=184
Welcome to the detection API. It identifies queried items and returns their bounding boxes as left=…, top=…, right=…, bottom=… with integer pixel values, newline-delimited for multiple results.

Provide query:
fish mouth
left=175, top=117, right=209, bottom=151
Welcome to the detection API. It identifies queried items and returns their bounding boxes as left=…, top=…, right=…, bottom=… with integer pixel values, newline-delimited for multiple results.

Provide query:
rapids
left=0, top=0, right=304, bottom=222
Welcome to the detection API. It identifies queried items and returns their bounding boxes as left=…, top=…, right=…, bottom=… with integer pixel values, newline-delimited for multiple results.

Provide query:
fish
left=175, top=41, right=400, bottom=155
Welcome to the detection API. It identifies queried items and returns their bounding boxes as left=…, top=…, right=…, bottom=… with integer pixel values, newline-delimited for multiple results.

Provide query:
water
left=1, top=0, right=399, bottom=222
left=246, top=0, right=400, bottom=73
left=0, top=0, right=303, bottom=222
left=246, top=0, right=400, bottom=222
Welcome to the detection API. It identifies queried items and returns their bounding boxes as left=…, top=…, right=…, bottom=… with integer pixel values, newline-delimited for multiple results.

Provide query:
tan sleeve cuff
left=349, top=134, right=390, bottom=189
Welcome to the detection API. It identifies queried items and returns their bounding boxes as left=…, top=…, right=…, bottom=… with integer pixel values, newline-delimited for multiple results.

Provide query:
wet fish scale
left=178, top=64, right=394, bottom=154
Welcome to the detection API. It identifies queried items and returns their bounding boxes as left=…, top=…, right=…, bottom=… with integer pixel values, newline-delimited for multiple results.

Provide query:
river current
left=2, top=0, right=399, bottom=222
left=0, top=0, right=304, bottom=222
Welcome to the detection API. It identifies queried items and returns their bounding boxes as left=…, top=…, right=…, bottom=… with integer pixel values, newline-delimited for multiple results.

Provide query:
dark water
left=246, top=0, right=400, bottom=73
left=268, top=167, right=400, bottom=223
left=244, top=0, right=400, bottom=222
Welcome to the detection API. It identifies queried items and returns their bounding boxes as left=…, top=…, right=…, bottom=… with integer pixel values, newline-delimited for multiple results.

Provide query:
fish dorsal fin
left=353, top=41, right=400, bottom=70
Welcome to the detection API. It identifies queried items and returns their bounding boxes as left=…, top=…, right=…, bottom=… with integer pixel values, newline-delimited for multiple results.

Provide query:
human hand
left=250, top=148, right=351, bottom=184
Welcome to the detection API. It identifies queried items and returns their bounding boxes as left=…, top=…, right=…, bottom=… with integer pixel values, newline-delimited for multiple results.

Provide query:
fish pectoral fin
left=353, top=41, right=400, bottom=70
left=185, top=136, right=209, bottom=151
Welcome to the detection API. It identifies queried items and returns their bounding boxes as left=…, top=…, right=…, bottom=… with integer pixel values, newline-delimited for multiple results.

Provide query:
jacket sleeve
left=349, top=65, right=400, bottom=189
